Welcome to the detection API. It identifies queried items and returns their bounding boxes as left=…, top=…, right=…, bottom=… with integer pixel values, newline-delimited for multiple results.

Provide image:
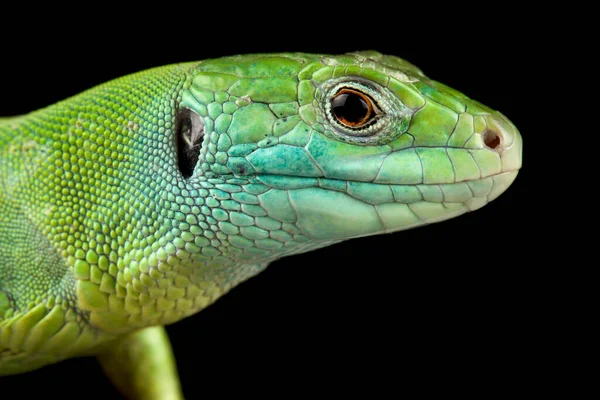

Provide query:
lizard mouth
left=250, top=169, right=519, bottom=240
left=255, top=169, right=519, bottom=209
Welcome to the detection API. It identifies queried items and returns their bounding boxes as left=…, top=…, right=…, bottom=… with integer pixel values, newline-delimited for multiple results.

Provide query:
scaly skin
left=0, top=51, right=522, bottom=397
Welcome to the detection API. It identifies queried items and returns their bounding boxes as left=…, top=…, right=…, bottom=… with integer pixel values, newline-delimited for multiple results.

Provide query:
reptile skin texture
left=0, top=52, right=522, bottom=396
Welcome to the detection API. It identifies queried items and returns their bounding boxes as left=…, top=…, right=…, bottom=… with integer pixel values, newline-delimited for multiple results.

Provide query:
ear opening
left=175, top=108, right=204, bottom=179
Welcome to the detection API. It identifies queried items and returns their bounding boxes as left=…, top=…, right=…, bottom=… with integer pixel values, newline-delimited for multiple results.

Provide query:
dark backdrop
left=1, top=10, right=545, bottom=399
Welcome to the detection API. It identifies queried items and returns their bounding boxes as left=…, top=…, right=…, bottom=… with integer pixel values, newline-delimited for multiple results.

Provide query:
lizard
left=0, top=51, right=522, bottom=399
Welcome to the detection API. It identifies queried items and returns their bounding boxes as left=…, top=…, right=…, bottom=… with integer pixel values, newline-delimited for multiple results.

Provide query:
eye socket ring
left=330, top=88, right=378, bottom=128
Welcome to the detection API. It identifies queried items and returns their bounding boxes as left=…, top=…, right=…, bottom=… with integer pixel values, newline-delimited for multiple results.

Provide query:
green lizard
left=0, top=51, right=522, bottom=399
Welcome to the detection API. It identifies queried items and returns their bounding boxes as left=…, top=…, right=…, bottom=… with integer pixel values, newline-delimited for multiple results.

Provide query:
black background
left=1, top=9, right=549, bottom=399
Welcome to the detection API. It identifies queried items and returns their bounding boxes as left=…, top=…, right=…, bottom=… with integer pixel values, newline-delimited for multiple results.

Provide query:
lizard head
left=177, top=51, right=522, bottom=248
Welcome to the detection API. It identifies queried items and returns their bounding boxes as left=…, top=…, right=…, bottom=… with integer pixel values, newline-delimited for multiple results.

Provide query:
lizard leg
left=97, top=326, right=182, bottom=400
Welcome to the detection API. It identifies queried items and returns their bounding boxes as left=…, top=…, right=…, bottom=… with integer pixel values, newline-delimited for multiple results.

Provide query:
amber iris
left=331, top=88, right=375, bottom=128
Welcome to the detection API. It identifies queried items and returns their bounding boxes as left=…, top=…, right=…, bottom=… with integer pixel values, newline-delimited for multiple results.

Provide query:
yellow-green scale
left=0, top=64, right=199, bottom=372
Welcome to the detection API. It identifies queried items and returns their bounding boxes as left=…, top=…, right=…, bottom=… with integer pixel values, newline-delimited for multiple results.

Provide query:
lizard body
left=0, top=51, right=522, bottom=398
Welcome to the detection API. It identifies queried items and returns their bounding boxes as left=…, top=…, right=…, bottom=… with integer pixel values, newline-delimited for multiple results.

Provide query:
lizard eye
left=331, top=88, right=377, bottom=128
left=320, top=79, right=402, bottom=144
left=175, top=108, right=204, bottom=179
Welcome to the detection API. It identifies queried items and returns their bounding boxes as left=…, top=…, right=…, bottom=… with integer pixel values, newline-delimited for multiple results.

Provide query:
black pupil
left=332, top=91, right=370, bottom=125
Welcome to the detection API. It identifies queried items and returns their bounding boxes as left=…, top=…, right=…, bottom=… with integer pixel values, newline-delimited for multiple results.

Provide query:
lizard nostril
left=483, top=129, right=501, bottom=150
